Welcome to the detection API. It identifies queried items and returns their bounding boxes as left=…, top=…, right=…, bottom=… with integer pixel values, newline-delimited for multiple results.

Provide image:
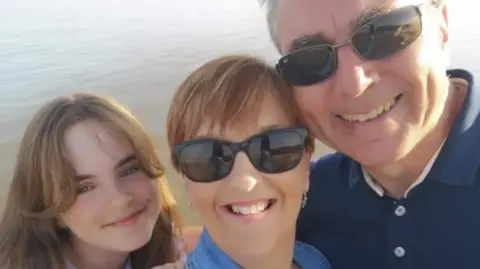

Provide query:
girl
left=0, top=93, right=182, bottom=269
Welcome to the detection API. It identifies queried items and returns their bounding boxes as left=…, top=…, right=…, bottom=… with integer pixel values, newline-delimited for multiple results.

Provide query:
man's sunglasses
left=173, top=127, right=308, bottom=183
left=276, top=5, right=424, bottom=86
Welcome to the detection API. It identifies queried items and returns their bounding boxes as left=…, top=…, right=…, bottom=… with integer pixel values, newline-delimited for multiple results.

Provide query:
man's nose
left=333, top=46, right=377, bottom=98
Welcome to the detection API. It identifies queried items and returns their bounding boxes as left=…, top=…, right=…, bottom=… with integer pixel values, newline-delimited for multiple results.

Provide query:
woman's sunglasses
left=276, top=5, right=424, bottom=86
left=173, top=127, right=308, bottom=183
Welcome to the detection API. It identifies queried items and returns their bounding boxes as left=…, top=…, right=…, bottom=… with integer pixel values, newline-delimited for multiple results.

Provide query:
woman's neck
left=230, top=234, right=298, bottom=269
left=65, top=238, right=129, bottom=269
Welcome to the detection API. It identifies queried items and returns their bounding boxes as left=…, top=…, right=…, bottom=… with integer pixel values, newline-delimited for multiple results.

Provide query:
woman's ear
left=305, top=145, right=314, bottom=158
left=56, top=216, right=67, bottom=229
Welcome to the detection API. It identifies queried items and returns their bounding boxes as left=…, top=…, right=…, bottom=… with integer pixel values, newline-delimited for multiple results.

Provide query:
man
left=261, top=0, right=480, bottom=268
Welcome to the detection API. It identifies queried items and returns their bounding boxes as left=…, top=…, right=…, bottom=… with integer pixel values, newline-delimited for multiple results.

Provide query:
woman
left=0, top=93, right=182, bottom=269
left=160, top=55, right=331, bottom=268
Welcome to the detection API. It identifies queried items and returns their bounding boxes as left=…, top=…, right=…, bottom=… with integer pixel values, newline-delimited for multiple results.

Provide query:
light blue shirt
left=185, top=230, right=331, bottom=269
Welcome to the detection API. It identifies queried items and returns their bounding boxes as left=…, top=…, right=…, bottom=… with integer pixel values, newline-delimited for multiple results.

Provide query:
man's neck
left=365, top=78, right=468, bottom=199
left=66, top=238, right=129, bottom=269
left=229, top=234, right=298, bottom=269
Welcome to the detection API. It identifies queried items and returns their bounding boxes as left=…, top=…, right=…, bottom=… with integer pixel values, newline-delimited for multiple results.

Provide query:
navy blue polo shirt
left=296, top=69, right=480, bottom=269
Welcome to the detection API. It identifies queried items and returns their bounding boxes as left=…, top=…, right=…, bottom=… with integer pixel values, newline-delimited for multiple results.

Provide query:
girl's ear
left=56, top=216, right=67, bottom=229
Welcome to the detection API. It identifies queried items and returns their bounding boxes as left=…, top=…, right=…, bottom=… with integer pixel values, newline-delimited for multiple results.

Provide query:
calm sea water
left=0, top=0, right=478, bottom=222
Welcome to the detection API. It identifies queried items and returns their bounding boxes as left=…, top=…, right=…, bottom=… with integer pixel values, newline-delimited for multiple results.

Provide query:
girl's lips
left=104, top=207, right=145, bottom=227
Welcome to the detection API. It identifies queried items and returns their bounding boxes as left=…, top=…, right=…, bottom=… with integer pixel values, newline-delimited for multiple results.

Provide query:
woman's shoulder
left=294, top=241, right=332, bottom=269
left=180, top=226, right=202, bottom=253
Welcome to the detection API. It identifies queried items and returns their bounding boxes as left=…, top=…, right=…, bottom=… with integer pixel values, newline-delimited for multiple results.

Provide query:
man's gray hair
left=259, top=0, right=446, bottom=54
left=259, top=0, right=281, bottom=52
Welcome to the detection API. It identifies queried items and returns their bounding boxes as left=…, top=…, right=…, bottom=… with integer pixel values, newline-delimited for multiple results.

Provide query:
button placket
left=395, top=205, right=406, bottom=216
left=394, top=246, right=406, bottom=258
left=386, top=199, right=412, bottom=268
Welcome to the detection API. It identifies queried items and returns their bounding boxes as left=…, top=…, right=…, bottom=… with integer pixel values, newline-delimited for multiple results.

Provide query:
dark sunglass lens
left=352, top=6, right=422, bottom=60
left=249, top=128, right=306, bottom=173
left=176, top=141, right=233, bottom=182
left=278, top=46, right=336, bottom=86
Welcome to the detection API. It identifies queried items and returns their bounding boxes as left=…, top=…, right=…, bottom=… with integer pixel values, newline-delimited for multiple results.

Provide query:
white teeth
left=340, top=98, right=397, bottom=123
left=230, top=201, right=269, bottom=215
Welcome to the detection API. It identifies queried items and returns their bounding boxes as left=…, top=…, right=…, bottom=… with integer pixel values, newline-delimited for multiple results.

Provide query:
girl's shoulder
left=151, top=259, right=185, bottom=269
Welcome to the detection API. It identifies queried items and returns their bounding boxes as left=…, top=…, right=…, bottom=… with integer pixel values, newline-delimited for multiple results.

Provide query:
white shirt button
left=394, top=246, right=406, bottom=257
left=395, top=205, right=406, bottom=216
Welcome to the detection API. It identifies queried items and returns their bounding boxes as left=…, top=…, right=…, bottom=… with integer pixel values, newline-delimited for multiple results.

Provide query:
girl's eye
left=77, top=184, right=94, bottom=194
left=122, top=165, right=141, bottom=177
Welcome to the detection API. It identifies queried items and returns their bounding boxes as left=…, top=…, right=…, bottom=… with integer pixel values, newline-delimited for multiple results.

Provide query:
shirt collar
left=349, top=69, right=479, bottom=189
left=361, top=139, right=445, bottom=197
left=188, top=230, right=236, bottom=268
left=428, top=69, right=480, bottom=185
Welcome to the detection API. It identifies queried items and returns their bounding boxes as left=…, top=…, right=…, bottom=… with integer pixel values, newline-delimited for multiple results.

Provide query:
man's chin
left=344, top=143, right=406, bottom=168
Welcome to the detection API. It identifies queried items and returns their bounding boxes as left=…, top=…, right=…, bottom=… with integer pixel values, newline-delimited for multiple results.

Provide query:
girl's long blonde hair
left=0, top=93, right=182, bottom=269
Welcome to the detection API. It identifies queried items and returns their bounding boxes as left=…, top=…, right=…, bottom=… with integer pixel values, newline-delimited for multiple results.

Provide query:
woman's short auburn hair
left=167, top=55, right=314, bottom=172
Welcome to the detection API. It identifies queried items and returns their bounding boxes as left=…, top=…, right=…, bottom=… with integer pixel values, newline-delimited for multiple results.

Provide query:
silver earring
left=301, top=192, right=307, bottom=208
left=301, top=181, right=309, bottom=209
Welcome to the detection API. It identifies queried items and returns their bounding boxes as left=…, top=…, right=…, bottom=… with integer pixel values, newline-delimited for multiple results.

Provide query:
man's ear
left=438, top=2, right=449, bottom=49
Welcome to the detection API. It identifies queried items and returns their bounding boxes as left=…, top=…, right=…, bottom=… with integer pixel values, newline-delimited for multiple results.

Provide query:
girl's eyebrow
left=75, top=153, right=137, bottom=181
left=115, top=153, right=137, bottom=168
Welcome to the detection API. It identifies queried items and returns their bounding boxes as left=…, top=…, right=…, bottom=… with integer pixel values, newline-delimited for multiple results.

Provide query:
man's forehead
left=275, top=0, right=421, bottom=52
